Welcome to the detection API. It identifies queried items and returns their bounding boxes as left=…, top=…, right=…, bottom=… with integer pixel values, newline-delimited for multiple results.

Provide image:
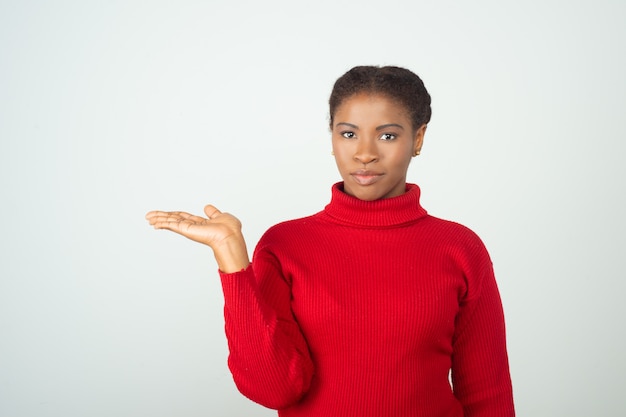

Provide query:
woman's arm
left=220, top=255, right=315, bottom=409
left=451, top=253, right=515, bottom=417
left=146, top=206, right=314, bottom=409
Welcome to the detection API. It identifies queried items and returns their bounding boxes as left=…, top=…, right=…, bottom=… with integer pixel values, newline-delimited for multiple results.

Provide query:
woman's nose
left=353, top=140, right=378, bottom=165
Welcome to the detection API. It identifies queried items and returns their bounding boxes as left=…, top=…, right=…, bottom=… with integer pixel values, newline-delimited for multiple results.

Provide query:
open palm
left=146, top=205, right=249, bottom=272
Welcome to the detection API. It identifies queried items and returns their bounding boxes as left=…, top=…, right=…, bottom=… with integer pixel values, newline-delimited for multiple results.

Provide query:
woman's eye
left=341, top=131, right=356, bottom=139
left=380, top=133, right=396, bottom=141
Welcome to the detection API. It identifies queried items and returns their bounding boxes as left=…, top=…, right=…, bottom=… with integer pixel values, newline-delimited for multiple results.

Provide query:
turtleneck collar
left=322, top=182, right=428, bottom=228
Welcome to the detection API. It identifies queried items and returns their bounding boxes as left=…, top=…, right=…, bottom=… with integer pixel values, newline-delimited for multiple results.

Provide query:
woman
left=146, top=66, right=515, bottom=417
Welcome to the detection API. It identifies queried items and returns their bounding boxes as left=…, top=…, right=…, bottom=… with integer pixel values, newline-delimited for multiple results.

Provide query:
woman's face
left=331, top=93, right=426, bottom=201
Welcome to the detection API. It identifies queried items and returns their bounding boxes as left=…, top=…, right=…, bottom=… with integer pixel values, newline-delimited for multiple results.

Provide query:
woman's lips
left=351, top=170, right=383, bottom=185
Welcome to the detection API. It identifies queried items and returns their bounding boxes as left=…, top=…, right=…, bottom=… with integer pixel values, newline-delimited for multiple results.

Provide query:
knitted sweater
left=219, top=183, right=514, bottom=417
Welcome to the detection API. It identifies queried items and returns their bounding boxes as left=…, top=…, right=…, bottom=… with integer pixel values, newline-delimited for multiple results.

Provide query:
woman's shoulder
left=257, top=212, right=325, bottom=247
left=421, top=214, right=489, bottom=253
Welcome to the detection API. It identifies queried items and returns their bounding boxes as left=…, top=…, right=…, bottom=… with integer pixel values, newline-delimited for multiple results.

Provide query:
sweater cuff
left=218, top=263, right=253, bottom=279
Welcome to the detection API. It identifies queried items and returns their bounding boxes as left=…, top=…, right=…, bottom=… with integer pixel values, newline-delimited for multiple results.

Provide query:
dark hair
left=329, top=66, right=432, bottom=131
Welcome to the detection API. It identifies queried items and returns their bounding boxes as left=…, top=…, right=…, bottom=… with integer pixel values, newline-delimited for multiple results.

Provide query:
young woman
left=146, top=66, right=515, bottom=417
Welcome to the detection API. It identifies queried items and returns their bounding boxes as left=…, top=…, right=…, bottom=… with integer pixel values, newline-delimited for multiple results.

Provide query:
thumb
left=204, top=204, right=222, bottom=219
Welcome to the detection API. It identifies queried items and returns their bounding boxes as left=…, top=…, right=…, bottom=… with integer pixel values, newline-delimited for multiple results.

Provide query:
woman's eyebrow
left=335, top=122, right=405, bottom=130
left=335, top=122, right=358, bottom=129
left=376, top=123, right=404, bottom=131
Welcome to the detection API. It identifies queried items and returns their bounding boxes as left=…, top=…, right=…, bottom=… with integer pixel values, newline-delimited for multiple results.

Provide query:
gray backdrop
left=1, top=0, right=625, bottom=416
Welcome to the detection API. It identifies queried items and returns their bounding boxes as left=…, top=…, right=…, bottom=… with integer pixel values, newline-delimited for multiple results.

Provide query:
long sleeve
left=451, top=241, right=515, bottom=417
left=219, top=245, right=315, bottom=409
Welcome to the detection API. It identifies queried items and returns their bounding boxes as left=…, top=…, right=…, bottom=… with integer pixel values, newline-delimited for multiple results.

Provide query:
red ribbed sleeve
left=220, top=261, right=315, bottom=409
left=449, top=231, right=515, bottom=417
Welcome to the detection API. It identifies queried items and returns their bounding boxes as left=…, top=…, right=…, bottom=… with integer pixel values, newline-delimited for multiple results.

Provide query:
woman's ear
left=413, top=124, right=427, bottom=156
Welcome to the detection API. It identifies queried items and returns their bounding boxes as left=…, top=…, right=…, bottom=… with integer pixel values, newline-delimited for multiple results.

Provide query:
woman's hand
left=145, top=205, right=250, bottom=273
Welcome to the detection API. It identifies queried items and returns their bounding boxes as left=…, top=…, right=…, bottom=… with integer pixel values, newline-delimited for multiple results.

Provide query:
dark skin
left=332, top=93, right=425, bottom=201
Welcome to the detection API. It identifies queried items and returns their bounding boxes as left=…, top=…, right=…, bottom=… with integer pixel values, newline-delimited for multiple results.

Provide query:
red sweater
left=219, top=183, right=514, bottom=417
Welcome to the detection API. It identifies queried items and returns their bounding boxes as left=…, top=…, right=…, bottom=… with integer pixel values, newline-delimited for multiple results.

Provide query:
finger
left=147, top=216, right=175, bottom=228
left=204, top=205, right=222, bottom=219
left=147, top=214, right=188, bottom=227
left=146, top=211, right=192, bottom=223
left=145, top=210, right=162, bottom=219
left=146, top=210, right=188, bottom=219
left=150, top=217, right=193, bottom=231
left=177, top=212, right=209, bottom=223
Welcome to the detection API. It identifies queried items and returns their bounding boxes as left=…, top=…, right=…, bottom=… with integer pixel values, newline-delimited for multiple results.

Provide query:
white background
left=1, top=1, right=625, bottom=416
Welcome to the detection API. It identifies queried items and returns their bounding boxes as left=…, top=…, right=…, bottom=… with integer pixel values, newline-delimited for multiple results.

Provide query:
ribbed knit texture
left=220, top=183, right=514, bottom=417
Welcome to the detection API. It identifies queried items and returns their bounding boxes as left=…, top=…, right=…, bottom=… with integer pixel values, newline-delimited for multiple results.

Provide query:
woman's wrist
left=213, top=234, right=250, bottom=273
